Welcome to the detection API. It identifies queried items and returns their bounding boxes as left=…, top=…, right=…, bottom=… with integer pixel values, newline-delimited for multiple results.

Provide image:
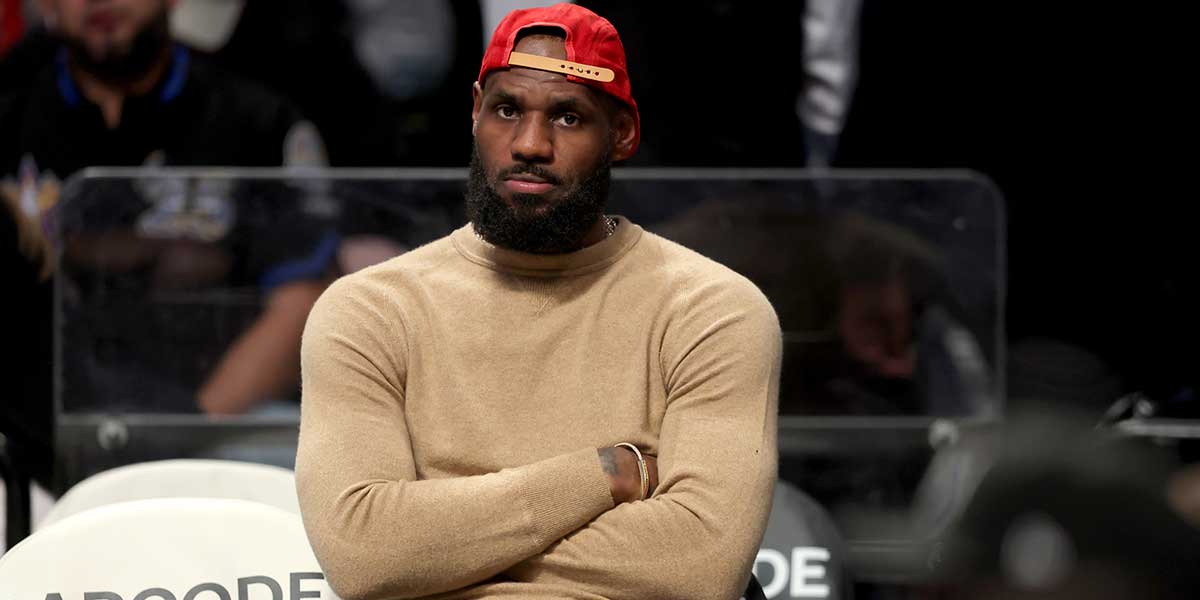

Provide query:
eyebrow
left=488, top=90, right=520, bottom=106
left=548, top=97, right=587, bottom=114
left=486, top=88, right=601, bottom=115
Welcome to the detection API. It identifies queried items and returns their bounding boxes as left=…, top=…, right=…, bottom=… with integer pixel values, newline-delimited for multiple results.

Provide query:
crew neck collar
left=451, top=215, right=642, bottom=277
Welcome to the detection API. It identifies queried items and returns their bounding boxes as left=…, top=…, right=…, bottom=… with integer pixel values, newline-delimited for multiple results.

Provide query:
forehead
left=482, top=67, right=608, bottom=111
left=515, top=33, right=568, bottom=59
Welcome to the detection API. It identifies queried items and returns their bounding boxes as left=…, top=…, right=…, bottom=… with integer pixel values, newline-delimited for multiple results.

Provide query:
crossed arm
left=295, top=278, right=781, bottom=600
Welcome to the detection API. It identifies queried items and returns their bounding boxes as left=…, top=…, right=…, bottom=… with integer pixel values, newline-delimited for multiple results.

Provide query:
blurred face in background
left=41, top=0, right=175, bottom=79
left=839, top=277, right=916, bottom=380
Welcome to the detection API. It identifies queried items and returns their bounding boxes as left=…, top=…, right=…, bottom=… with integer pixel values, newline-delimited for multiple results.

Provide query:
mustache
left=496, top=163, right=563, bottom=186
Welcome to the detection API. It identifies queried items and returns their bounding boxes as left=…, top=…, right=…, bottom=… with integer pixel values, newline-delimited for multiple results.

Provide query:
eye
left=496, top=105, right=518, bottom=119
left=555, top=114, right=581, bottom=127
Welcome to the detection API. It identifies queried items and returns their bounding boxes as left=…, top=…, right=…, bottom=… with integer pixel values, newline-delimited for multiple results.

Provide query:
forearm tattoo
left=599, top=447, right=620, bottom=477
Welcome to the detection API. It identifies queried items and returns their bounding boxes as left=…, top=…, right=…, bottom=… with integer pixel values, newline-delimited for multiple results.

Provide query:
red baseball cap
left=478, top=3, right=640, bottom=155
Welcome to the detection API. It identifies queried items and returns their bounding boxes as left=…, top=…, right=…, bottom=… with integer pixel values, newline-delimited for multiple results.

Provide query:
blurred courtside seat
left=39, top=458, right=298, bottom=529
left=0, top=498, right=336, bottom=599
left=754, top=480, right=851, bottom=599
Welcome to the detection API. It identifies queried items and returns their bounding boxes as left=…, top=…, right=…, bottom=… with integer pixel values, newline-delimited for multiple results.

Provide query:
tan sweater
left=296, top=217, right=781, bottom=600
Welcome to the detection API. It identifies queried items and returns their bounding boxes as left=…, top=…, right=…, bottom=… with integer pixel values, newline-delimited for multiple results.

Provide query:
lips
left=502, top=173, right=556, bottom=195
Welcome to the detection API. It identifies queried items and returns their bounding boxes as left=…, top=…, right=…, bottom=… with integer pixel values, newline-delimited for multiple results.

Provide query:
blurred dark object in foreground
left=920, top=411, right=1200, bottom=600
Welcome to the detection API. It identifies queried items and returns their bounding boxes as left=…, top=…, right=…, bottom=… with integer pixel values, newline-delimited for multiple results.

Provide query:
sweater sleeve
left=504, top=276, right=783, bottom=599
left=295, top=276, right=615, bottom=600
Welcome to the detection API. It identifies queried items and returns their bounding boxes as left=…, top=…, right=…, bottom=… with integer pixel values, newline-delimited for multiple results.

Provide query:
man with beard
left=295, top=4, right=781, bottom=599
left=0, top=0, right=333, bottom=497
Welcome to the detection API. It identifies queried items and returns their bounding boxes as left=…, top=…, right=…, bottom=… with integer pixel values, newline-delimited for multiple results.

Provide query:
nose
left=511, top=116, right=553, bottom=164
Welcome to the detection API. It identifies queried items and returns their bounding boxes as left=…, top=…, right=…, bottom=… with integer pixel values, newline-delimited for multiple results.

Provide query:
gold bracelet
left=614, top=442, right=649, bottom=501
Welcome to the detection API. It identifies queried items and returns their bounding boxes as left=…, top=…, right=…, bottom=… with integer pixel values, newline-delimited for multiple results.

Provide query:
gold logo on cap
left=508, top=51, right=615, bottom=83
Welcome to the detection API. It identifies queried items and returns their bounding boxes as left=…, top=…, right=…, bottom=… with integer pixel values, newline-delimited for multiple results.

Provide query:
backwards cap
left=478, top=3, right=640, bottom=155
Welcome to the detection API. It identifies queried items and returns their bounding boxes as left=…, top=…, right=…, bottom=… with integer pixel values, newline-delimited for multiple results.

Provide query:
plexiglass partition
left=54, top=167, right=1005, bottom=581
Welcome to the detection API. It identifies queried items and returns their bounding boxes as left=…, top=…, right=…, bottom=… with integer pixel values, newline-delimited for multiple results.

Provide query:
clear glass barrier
left=57, top=168, right=1003, bottom=417
left=53, top=167, right=1005, bottom=579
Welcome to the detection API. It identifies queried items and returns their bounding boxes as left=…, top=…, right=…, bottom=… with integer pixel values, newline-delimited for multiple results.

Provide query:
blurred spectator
left=200, top=0, right=482, bottom=166
left=827, top=214, right=991, bottom=417
left=0, top=0, right=326, bottom=176
left=836, top=1, right=1197, bottom=411
left=657, top=201, right=991, bottom=417
left=578, top=0, right=861, bottom=167
left=0, top=0, right=334, bottom=486
left=168, top=0, right=241, bottom=53
left=799, top=0, right=863, bottom=167
left=347, top=0, right=456, bottom=102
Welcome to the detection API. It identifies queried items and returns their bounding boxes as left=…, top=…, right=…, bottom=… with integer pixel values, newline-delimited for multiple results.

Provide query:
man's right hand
left=598, top=446, right=659, bottom=504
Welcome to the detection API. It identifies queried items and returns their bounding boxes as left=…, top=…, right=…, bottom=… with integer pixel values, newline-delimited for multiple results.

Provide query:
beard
left=465, top=143, right=612, bottom=254
left=64, top=8, right=172, bottom=84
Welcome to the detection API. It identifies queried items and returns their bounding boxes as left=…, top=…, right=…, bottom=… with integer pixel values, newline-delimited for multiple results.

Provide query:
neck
left=70, top=45, right=174, bottom=129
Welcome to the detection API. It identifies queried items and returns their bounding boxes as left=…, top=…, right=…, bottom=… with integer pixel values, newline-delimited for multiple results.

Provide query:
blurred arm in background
left=800, top=0, right=863, bottom=167
left=197, top=278, right=328, bottom=416
left=197, top=121, right=336, bottom=416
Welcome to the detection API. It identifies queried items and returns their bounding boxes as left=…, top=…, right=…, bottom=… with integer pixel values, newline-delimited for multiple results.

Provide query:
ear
left=471, top=81, right=483, bottom=137
left=610, top=107, right=637, bottom=162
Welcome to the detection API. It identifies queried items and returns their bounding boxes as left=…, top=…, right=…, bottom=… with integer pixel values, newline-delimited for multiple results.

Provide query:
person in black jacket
left=0, top=0, right=335, bottom=489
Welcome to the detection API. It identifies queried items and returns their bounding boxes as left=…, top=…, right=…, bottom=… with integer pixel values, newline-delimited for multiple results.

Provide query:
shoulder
left=638, top=230, right=782, bottom=383
left=637, top=230, right=776, bottom=315
left=317, top=235, right=459, bottom=311
left=631, top=230, right=782, bottom=360
left=306, top=234, right=459, bottom=354
left=348, top=234, right=460, bottom=286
